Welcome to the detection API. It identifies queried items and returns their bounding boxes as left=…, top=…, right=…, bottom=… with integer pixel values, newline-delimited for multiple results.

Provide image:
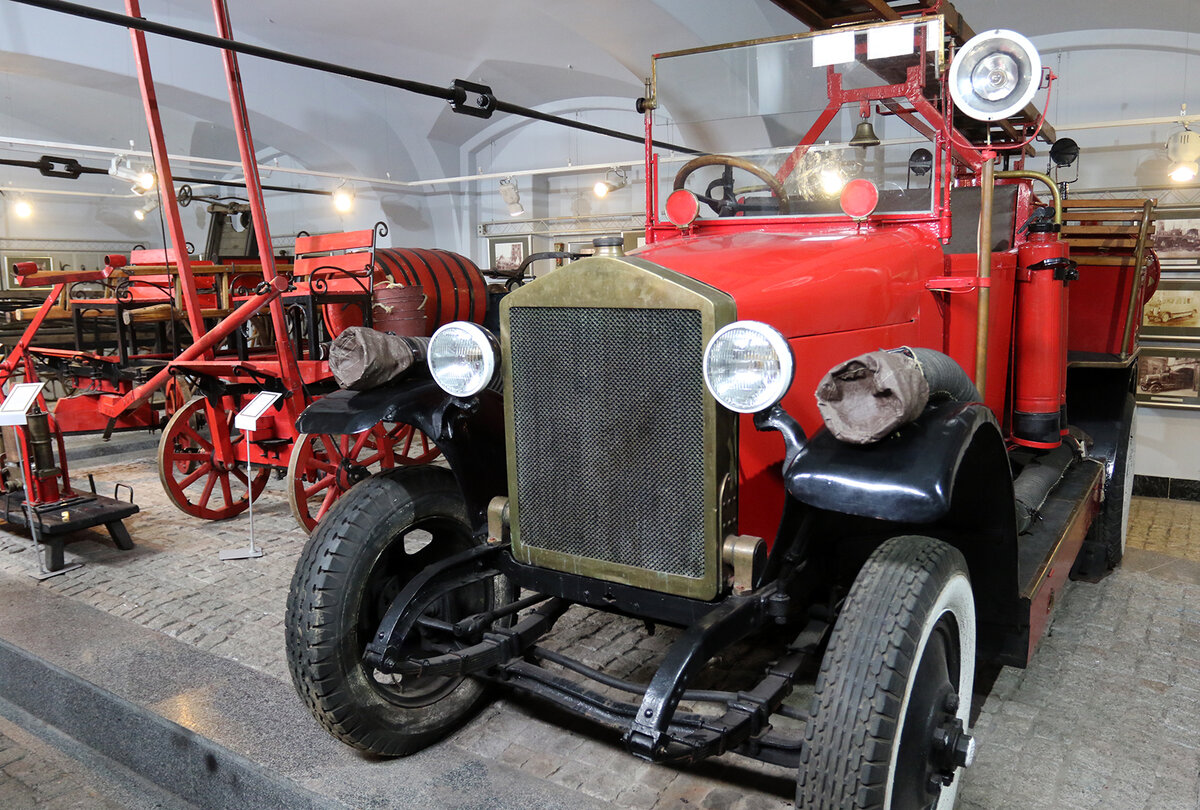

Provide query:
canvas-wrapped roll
left=328, top=326, right=429, bottom=390
left=815, top=347, right=979, bottom=444
left=815, top=350, right=930, bottom=444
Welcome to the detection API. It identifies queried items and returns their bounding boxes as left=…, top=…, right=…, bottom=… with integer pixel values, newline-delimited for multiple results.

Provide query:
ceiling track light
left=499, top=176, right=524, bottom=216
left=2, top=190, right=33, bottom=219
left=109, top=154, right=156, bottom=191
left=1167, top=105, right=1200, bottom=183
left=133, top=196, right=159, bottom=222
left=332, top=181, right=355, bottom=213
left=593, top=168, right=629, bottom=199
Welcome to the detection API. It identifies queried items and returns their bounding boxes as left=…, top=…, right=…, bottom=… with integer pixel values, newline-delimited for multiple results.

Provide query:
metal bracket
left=624, top=586, right=774, bottom=760
left=450, top=78, right=497, bottom=118
left=36, top=156, right=86, bottom=179
left=925, top=277, right=992, bottom=292
left=722, top=534, right=766, bottom=595
left=364, top=541, right=507, bottom=670
left=486, top=496, right=510, bottom=545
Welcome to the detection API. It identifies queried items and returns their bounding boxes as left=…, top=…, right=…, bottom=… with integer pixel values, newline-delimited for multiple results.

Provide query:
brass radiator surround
left=500, top=255, right=737, bottom=600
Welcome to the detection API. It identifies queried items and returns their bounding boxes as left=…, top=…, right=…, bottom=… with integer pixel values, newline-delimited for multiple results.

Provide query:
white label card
left=0, top=383, right=46, bottom=426
left=867, top=23, right=915, bottom=60
left=812, top=31, right=855, bottom=67
left=234, top=391, right=284, bottom=431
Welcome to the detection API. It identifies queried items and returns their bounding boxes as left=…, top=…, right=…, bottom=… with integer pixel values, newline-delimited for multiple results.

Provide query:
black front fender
left=297, top=380, right=506, bottom=530
left=781, top=400, right=1021, bottom=661
left=784, top=400, right=1005, bottom=524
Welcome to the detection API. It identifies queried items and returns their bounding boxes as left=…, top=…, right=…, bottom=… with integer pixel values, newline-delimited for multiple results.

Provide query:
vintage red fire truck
left=285, top=17, right=1152, bottom=808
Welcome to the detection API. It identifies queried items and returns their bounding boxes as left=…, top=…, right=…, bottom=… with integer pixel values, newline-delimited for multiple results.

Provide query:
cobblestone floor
left=2, top=437, right=1200, bottom=808
left=1126, top=495, right=1200, bottom=562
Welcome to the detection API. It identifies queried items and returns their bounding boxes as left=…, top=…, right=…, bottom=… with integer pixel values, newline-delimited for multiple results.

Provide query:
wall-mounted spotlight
left=593, top=168, right=628, bottom=198
left=499, top=177, right=524, bottom=216
left=1168, top=124, right=1200, bottom=183
left=332, top=182, right=355, bottom=213
left=133, top=197, right=159, bottom=222
left=109, top=155, right=155, bottom=191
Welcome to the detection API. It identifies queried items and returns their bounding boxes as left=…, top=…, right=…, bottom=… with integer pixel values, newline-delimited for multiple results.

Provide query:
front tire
left=797, top=536, right=976, bottom=810
left=285, top=466, right=501, bottom=756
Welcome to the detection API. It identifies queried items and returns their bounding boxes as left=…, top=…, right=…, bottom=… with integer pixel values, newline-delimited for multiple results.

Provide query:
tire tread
left=285, top=466, right=489, bottom=757
left=796, top=536, right=970, bottom=810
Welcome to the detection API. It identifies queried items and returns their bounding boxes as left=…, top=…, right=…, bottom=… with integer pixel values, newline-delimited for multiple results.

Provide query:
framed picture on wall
left=487, top=236, right=530, bottom=274
left=3, top=255, right=54, bottom=290
left=1136, top=346, right=1200, bottom=409
left=1142, top=279, right=1200, bottom=340
left=623, top=231, right=646, bottom=252
left=1151, top=216, right=1200, bottom=267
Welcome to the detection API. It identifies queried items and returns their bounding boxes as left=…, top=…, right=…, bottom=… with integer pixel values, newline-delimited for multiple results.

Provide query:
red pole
left=210, top=0, right=306, bottom=422
left=124, top=0, right=210, bottom=345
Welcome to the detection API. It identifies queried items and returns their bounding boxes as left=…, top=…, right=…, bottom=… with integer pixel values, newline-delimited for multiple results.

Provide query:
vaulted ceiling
left=2, top=0, right=1198, bottom=248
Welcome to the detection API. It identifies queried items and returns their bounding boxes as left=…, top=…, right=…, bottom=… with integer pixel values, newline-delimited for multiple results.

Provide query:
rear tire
left=285, top=466, right=501, bottom=756
left=1091, top=393, right=1136, bottom=568
left=796, top=536, right=976, bottom=810
left=1072, top=392, right=1136, bottom=580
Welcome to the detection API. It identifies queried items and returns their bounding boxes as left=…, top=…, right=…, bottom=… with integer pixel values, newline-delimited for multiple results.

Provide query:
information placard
left=0, top=382, right=46, bottom=426
left=233, top=391, right=283, bottom=431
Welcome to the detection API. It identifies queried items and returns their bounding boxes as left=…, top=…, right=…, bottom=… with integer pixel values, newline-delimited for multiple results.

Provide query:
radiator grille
left=509, top=307, right=707, bottom=579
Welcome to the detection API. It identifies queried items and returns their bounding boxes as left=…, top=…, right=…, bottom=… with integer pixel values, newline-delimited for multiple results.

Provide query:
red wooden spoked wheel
left=286, top=423, right=440, bottom=533
left=157, top=397, right=270, bottom=520
left=163, top=375, right=191, bottom=419
left=389, top=422, right=441, bottom=465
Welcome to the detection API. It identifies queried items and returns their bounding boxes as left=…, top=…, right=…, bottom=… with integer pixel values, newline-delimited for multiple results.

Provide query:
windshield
left=652, top=18, right=943, bottom=220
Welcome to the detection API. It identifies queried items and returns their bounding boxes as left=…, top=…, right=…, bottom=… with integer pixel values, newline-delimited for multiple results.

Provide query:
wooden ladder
left=1061, top=197, right=1158, bottom=364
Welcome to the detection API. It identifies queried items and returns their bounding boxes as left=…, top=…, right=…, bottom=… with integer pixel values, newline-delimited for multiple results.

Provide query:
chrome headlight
left=703, top=321, right=794, bottom=413
left=428, top=322, right=499, bottom=397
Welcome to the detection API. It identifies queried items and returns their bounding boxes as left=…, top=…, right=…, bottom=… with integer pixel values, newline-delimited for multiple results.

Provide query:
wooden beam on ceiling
left=769, top=0, right=936, bottom=31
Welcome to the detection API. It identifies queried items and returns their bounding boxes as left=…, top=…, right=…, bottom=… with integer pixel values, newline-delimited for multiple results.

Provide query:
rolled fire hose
left=328, top=326, right=429, bottom=390
left=815, top=347, right=979, bottom=445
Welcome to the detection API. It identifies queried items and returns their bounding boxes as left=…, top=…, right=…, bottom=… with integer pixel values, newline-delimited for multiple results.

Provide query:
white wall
left=1136, top=409, right=1200, bottom=479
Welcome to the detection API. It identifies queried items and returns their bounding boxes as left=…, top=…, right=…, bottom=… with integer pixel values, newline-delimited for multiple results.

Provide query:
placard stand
left=219, top=391, right=282, bottom=561
left=1, top=383, right=80, bottom=579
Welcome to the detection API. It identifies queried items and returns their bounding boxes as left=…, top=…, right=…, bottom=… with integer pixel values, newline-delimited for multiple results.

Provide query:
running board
left=1014, top=457, right=1104, bottom=664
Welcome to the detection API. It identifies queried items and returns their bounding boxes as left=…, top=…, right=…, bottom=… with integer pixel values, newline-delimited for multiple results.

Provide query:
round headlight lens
left=428, top=322, right=499, bottom=397
left=703, top=321, right=794, bottom=413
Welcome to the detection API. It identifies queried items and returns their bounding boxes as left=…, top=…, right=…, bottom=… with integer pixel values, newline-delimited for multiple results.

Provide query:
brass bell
left=849, top=119, right=880, bottom=148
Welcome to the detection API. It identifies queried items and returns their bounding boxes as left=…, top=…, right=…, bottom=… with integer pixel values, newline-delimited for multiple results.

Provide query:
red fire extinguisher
left=1013, top=221, right=1076, bottom=449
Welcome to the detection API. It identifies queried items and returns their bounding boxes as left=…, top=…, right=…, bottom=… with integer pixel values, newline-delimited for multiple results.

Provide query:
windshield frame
left=646, top=16, right=977, bottom=235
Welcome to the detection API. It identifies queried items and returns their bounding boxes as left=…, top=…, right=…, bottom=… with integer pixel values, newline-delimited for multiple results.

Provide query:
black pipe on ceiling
left=0, top=155, right=333, bottom=196
left=10, top=0, right=699, bottom=156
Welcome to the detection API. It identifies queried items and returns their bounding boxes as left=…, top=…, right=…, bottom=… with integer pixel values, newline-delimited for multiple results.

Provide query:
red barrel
left=372, top=248, right=486, bottom=332
left=1013, top=223, right=1072, bottom=449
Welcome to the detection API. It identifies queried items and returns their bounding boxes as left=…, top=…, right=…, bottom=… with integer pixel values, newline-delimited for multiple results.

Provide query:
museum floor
left=0, top=436, right=1198, bottom=809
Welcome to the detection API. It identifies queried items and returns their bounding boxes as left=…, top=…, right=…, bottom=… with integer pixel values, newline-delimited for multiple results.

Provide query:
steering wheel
left=673, top=154, right=791, bottom=215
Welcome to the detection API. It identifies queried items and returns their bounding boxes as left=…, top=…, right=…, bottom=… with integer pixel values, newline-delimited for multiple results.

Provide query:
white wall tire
left=797, top=536, right=976, bottom=810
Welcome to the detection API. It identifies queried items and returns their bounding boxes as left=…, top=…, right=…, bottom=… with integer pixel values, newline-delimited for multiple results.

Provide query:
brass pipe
left=994, top=169, right=1062, bottom=224
left=1119, top=199, right=1157, bottom=361
left=25, top=411, right=56, bottom=473
left=975, top=157, right=995, bottom=398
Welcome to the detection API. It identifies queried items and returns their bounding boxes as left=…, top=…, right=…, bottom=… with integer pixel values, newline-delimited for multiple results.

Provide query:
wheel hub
left=337, top=460, right=370, bottom=489
left=927, top=694, right=976, bottom=791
